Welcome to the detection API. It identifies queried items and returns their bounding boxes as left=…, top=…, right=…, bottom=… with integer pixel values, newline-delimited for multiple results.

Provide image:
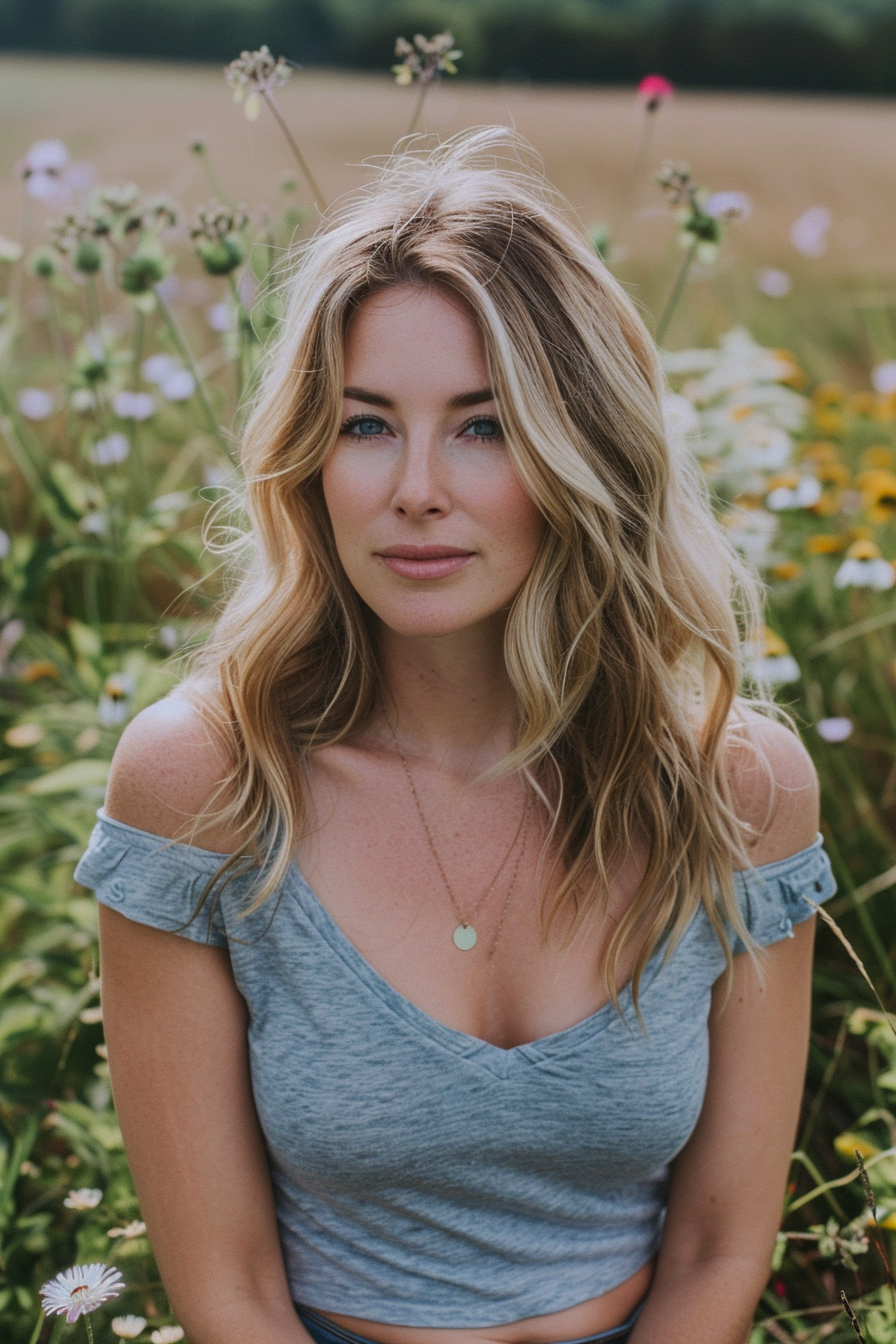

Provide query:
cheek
left=320, top=450, right=375, bottom=538
left=484, top=473, right=546, bottom=566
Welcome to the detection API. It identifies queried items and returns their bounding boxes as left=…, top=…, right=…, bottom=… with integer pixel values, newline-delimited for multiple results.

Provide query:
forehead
left=343, top=285, right=488, bottom=392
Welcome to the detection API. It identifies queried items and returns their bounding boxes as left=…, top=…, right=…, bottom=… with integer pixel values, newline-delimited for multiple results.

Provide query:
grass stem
left=655, top=236, right=698, bottom=345
left=262, top=91, right=326, bottom=211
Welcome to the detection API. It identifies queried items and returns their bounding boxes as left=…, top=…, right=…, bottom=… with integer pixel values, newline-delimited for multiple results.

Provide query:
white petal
left=817, top=717, right=853, bottom=743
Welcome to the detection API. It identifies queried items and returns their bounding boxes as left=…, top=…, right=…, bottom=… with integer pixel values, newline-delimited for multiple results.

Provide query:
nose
left=390, top=434, right=451, bottom=521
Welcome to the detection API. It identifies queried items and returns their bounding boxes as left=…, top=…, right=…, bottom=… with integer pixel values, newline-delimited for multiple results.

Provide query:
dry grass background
left=2, top=54, right=896, bottom=282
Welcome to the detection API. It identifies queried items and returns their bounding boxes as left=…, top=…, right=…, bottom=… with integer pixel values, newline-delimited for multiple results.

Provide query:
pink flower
left=637, top=74, right=674, bottom=111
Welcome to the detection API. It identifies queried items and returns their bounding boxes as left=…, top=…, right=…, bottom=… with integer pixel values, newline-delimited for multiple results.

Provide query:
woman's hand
left=99, top=699, right=312, bottom=1344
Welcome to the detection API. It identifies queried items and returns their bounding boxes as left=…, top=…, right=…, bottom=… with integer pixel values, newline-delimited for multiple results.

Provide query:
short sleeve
left=74, top=810, right=229, bottom=948
left=730, top=831, right=837, bottom=954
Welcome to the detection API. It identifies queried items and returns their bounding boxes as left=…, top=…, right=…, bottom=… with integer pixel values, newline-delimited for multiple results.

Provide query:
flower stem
left=83, top=1313, right=95, bottom=1344
left=154, top=290, right=230, bottom=455
left=46, top=283, right=66, bottom=362
left=228, top=273, right=246, bottom=405
left=26, top=1311, right=44, bottom=1344
left=655, top=235, right=699, bottom=346
left=404, top=81, right=429, bottom=140
left=85, top=274, right=101, bottom=333
left=262, top=91, right=326, bottom=211
left=613, top=109, right=656, bottom=231
left=194, top=141, right=235, bottom=209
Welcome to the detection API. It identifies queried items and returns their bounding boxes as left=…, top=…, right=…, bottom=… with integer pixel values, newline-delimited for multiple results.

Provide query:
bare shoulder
left=104, top=692, right=239, bottom=851
left=723, top=704, right=820, bottom=867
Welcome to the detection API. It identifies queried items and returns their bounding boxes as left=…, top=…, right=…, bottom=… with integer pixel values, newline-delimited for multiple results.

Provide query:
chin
left=369, top=598, right=503, bottom=641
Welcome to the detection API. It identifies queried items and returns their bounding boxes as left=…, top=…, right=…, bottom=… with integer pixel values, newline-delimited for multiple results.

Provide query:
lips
left=375, top=545, right=475, bottom=580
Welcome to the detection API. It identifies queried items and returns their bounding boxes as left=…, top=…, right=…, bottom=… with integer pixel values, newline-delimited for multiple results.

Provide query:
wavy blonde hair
left=181, top=127, right=772, bottom=1007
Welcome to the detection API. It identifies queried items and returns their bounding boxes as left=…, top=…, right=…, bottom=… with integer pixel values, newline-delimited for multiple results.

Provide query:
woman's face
left=321, top=284, right=546, bottom=640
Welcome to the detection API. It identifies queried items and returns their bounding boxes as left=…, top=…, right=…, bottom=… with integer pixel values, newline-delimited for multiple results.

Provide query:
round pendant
left=453, top=924, right=478, bottom=951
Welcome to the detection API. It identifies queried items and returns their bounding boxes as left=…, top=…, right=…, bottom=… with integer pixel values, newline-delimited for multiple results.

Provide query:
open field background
left=2, top=56, right=896, bottom=282
left=2, top=53, right=896, bottom=1344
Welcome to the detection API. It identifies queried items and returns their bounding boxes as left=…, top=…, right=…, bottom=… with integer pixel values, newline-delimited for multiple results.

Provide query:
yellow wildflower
left=856, top=467, right=896, bottom=523
left=813, top=382, right=847, bottom=407
left=765, top=471, right=799, bottom=491
left=771, top=561, right=803, bottom=581
left=801, top=440, right=839, bottom=464
left=20, top=660, right=59, bottom=683
left=847, top=391, right=878, bottom=417
left=860, top=445, right=895, bottom=469
left=772, top=349, right=806, bottom=388
left=805, top=534, right=847, bottom=555
left=812, top=406, right=845, bottom=436
left=833, top=1132, right=879, bottom=1162
left=815, top=461, right=850, bottom=486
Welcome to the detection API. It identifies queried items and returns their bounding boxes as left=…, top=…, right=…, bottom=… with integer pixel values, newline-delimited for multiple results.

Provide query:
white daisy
left=817, top=718, right=853, bottom=743
left=111, top=1316, right=147, bottom=1339
left=17, top=387, right=54, bottom=420
left=40, top=1262, right=124, bottom=1324
left=108, top=1220, right=147, bottom=1239
left=91, top=433, right=130, bottom=466
left=159, top=369, right=196, bottom=402
left=63, top=1188, right=103, bottom=1210
left=150, top=1327, right=185, bottom=1343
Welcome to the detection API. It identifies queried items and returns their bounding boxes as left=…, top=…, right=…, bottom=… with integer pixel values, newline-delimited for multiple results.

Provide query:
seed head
left=392, top=31, right=462, bottom=86
left=225, top=46, right=292, bottom=120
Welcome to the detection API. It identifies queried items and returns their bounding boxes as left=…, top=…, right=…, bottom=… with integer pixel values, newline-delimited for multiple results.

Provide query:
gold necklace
left=388, top=720, right=531, bottom=952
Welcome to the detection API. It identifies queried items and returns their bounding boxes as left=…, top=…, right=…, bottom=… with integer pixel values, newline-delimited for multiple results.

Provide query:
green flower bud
left=74, top=239, right=103, bottom=275
left=29, top=249, right=56, bottom=279
left=119, top=251, right=168, bottom=294
left=195, top=234, right=246, bottom=276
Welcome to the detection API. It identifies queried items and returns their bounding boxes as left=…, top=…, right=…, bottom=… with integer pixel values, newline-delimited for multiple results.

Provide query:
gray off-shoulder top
left=75, top=811, right=836, bottom=1327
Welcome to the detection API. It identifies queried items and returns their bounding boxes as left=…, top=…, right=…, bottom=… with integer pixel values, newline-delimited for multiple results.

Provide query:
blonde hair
left=181, top=127, right=771, bottom=1009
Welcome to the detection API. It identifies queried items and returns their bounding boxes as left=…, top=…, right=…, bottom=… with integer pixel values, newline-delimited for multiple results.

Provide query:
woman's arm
left=99, top=699, right=312, bottom=1344
left=629, top=712, right=821, bottom=1344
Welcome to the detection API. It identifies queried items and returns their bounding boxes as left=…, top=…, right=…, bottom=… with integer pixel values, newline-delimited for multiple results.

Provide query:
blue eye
left=341, top=415, right=387, bottom=438
left=463, top=416, right=502, bottom=441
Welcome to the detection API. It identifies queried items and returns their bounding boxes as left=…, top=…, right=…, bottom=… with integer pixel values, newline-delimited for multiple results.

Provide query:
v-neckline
left=281, top=859, right=674, bottom=1078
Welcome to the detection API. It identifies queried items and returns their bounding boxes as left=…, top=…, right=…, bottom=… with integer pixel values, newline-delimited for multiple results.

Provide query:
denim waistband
left=295, top=1302, right=643, bottom=1344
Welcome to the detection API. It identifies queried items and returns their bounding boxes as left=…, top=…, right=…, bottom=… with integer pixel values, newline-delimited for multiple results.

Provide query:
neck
left=374, top=620, right=519, bottom=776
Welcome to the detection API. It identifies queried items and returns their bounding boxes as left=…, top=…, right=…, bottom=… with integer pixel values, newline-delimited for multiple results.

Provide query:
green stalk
left=129, top=306, right=147, bottom=498
left=45, top=283, right=66, bottom=362
left=797, top=1016, right=848, bottom=1152
left=83, top=1314, right=95, bottom=1344
left=863, top=631, right=896, bottom=740
left=786, top=1150, right=847, bottom=1219
left=404, top=81, right=429, bottom=140
left=85, top=274, right=101, bottom=333
left=228, top=273, right=246, bottom=405
left=193, top=141, right=235, bottom=208
left=262, top=90, right=326, bottom=211
left=613, top=108, right=657, bottom=231
left=26, top=1311, right=44, bottom=1344
left=655, top=235, right=699, bottom=346
left=822, top=821, right=896, bottom=996
left=154, top=290, right=228, bottom=453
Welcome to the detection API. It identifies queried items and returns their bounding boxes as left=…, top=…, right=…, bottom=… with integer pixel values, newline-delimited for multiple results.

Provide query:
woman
left=75, top=129, right=835, bottom=1344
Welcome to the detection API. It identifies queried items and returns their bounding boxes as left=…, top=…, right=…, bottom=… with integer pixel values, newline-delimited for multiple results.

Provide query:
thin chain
left=386, top=717, right=528, bottom=933
left=486, top=791, right=532, bottom=960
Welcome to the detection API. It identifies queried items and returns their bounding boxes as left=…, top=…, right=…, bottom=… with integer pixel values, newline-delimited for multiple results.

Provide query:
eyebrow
left=343, top=386, right=495, bottom=410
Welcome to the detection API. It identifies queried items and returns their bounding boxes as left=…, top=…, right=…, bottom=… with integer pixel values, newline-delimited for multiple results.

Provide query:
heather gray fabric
left=75, top=811, right=836, bottom=1327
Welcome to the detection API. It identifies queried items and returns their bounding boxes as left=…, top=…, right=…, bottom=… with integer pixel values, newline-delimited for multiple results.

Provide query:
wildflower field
left=1, top=46, right=896, bottom=1344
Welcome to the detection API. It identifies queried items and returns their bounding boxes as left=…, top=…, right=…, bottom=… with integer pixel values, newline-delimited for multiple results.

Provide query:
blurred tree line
left=2, top=0, right=896, bottom=93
